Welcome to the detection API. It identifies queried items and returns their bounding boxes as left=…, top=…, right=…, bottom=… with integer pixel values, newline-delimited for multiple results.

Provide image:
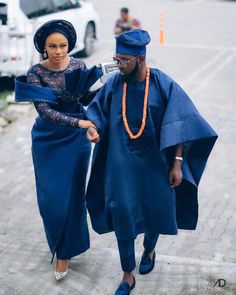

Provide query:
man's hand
left=87, top=126, right=100, bottom=144
left=169, top=160, right=183, bottom=188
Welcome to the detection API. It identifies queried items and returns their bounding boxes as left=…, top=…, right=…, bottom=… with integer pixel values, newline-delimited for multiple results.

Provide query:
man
left=86, top=30, right=217, bottom=295
left=114, top=7, right=141, bottom=35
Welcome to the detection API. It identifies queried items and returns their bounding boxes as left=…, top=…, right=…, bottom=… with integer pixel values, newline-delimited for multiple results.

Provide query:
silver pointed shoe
left=54, top=270, right=68, bottom=281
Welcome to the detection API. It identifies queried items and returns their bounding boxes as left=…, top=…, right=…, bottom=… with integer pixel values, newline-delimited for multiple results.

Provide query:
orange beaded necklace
left=122, top=66, right=150, bottom=140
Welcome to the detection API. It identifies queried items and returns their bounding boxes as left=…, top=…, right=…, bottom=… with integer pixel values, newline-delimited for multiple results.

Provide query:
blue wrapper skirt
left=31, top=115, right=91, bottom=262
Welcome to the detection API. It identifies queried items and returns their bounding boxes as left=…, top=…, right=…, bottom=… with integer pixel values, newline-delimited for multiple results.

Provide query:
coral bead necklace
left=122, top=66, right=150, bottom=140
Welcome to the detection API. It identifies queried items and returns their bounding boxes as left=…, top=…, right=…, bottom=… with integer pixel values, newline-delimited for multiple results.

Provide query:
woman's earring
left=43, top=50, right=48, bottom=59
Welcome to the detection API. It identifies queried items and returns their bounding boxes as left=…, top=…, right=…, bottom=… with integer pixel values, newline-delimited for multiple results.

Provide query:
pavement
left=1, top=0, right=236, bottom=294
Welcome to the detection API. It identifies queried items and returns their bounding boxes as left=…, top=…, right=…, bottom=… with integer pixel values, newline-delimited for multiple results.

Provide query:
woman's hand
left=87, top=126, right=100, bottom=144
left=79, top=120, right=96, bottom=129
left=79, top=120, right=100, bottom=143
left=169, top=160, right=183, bottom=188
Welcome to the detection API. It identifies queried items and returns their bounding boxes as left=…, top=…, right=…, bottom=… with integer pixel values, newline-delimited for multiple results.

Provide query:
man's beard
left=120, top=62, right=139, bottom=82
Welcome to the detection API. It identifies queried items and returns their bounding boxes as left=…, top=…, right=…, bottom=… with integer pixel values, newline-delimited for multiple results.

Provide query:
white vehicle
left=0, top=1, right=7, bottom=25
left=0, top=0, right=99, bottom=77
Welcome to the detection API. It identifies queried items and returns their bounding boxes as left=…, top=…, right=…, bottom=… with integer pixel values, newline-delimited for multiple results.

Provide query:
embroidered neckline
left=39, top=57, right=73, bottom=73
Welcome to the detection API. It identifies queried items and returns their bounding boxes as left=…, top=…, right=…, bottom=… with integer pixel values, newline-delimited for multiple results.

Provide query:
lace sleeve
left=27, top=66, right=81, bottom=128
left=27, top=66, right=41, bottom=85
left=34, top=102, right=81, bottom=128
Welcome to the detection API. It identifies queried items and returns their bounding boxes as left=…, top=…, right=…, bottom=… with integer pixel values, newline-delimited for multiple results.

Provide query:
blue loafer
left=115, top=276, right=136, bottom=295
left=139, top=251, right=156, bottom=275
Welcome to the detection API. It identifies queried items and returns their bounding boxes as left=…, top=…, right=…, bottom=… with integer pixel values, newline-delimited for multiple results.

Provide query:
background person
left=114, top=7, right=141, bottom=35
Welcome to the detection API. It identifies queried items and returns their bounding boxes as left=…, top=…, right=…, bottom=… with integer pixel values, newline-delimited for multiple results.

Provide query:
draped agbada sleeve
left=157, top=72, right=218, bottom=229
left=160, top=79, right=218, bottom=186
left=85, top=77, right=118, bottom=233
left=86, top=75, right=116, bottom=137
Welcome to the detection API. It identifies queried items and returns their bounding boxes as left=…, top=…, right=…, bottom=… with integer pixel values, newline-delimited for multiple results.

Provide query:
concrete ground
left=0, top=0, right=236, bottom=294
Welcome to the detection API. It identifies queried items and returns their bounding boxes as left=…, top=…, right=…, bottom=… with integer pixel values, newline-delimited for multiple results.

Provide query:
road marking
left=182, top=51, right=227, bottom=87
left=192, top=53, right=236, bottom=95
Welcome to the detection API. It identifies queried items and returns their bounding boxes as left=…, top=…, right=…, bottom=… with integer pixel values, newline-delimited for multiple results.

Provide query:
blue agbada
left=86, top=69, right=218, bottom=240
left=14, top=66, right=102, bottom=261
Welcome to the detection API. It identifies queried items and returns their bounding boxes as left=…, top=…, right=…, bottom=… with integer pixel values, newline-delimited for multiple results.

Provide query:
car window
left=20, top=0, right=81, bottom=19
left=51, top=0, right=81, bottom=11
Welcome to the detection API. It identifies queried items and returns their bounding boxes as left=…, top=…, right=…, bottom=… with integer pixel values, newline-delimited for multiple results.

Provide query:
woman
left=15, top=20, right=101, bottom=280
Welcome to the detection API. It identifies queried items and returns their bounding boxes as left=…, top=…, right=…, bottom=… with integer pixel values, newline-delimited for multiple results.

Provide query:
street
left=0, top=0, right=236, bottom=294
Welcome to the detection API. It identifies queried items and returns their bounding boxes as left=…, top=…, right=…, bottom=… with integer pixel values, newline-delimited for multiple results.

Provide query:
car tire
left=80, top=23, right=96, bottom=57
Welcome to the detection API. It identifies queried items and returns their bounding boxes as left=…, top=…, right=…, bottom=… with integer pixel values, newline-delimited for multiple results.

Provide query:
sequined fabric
left=27, top=57, right=86, bottom=127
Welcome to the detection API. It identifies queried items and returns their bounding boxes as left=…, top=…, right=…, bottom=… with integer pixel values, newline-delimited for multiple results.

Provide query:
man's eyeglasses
left=113, top=56, right=138, bottom=67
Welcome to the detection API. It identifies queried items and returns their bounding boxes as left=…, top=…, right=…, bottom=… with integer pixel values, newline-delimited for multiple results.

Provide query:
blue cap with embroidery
left=115, top=29, right=151, bottom=56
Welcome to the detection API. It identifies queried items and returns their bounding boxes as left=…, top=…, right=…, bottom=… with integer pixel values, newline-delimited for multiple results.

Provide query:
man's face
left=115, top=54, right=141, bottom=82
left=121, top=12, right=129, bottom=22
left=115, top=54, right=138, bottom=75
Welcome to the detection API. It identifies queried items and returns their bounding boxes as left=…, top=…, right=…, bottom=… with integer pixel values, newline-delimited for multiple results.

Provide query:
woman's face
left=44, top=33, right=69, bottom=63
